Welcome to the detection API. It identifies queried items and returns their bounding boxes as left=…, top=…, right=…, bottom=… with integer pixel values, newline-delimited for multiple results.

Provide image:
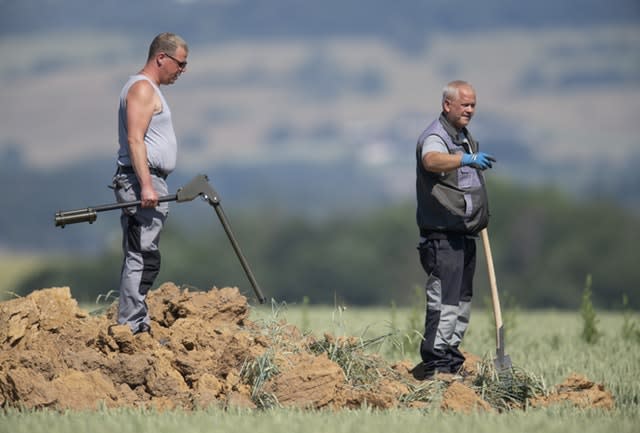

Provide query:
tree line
left=16, top=179, right=640, bottom=310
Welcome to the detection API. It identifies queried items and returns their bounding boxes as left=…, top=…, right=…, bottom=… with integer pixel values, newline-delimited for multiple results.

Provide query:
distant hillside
left=2, top=0, right=639, bottom=253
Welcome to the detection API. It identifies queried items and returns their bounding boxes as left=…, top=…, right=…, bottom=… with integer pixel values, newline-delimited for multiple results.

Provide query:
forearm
left=128, top=139, right=153, bottom=188
left=422, top=152, right=463, bottom=173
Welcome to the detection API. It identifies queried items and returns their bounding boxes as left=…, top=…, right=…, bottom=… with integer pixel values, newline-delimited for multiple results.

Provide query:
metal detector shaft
left=177, top=175, right=267, bottom=304
left=212, top=203, right=266, bottom=304
left=55, top=195, right=178, bottom=227
left=53, top=174, right=266, bottom=304
left=55, top=174, right=266, bottom=304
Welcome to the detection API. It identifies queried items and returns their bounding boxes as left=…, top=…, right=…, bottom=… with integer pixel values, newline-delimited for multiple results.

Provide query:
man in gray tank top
left=111, top=32, right=189, bottom=334
left=413, top=81, right=496, bottom=378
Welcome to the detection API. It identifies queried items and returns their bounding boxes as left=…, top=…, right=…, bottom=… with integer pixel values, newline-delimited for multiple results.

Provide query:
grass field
left=249, top=303, right=640, bottom=401
left=3, top=404, right=638, bottom=433
left=0, top=253, right=43, bottom=300
left=1, top=304, right=639, bottom=432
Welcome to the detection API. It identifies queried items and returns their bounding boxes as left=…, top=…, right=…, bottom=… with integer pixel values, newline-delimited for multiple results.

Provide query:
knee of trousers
left=137, top=249, right=161, bottom=295
left=141, top=249, right=161, bottom=273
left=425, top=275, right=442, bottom=310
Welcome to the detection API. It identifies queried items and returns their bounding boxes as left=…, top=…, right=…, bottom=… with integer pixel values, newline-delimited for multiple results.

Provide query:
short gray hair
left=442, top=80, right=474, bottom=104
left=147, top=32, right=189, bottom=61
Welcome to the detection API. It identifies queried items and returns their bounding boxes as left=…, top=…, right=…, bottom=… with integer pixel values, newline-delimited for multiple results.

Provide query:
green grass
left=0, top=253, right=43, bottom=300
left=1, top=305, right=639, bottom=432
left=1, top=406, right=638, bottom=433
left=248, top=304, right=640, bottom=408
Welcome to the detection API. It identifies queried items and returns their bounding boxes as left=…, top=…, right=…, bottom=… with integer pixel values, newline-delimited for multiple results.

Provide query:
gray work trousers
left=112, top=172, right=169, bottom=333
left=418, top=235, right=476, bottom=374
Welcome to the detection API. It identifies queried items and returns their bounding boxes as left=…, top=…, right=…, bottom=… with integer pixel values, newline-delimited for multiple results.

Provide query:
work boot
left=410, top=362, right=452, bottom=380
left=134, top=323, right=151, bottom=335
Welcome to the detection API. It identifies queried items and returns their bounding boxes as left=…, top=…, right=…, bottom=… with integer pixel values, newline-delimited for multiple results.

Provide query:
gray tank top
left=116, top=74, right=177, bottom=173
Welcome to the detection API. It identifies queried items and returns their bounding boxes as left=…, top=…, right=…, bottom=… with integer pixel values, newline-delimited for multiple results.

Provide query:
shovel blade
left=494, top=353, right=512, bottom=371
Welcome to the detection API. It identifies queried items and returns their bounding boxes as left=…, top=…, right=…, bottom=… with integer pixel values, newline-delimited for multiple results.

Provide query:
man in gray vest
left=414, top=80, right=495, bottom=377
left=112, top=32, right=189, bottom=334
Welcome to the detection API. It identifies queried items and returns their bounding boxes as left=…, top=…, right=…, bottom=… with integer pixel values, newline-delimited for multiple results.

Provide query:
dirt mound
left=530, top=373, right=615, bottom=410
left=0, top=284, right=615, bottom=412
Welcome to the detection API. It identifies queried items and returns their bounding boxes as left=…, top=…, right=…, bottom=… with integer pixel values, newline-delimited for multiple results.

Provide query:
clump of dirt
left=0, top=284, right=615, bottom=412
left=530, top=373, right=615, bottom=410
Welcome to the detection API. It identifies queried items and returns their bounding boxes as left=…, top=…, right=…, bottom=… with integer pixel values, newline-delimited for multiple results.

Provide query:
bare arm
left=422, top=151, right=463, bottom=173
left=125, top=80, right=161, bottom=208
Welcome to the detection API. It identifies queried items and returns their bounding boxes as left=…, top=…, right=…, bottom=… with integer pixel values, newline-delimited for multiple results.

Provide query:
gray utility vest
left=416, top=114, right=489, bottom=237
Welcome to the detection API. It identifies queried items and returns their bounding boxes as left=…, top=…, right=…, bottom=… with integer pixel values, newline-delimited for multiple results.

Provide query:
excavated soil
left=0, top=284, right=615, bottom=412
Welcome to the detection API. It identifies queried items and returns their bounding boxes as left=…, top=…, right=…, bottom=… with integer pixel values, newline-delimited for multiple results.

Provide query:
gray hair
left=147, top=32, right=189, bottom=61
left=442, top=80, right=474, bottom=104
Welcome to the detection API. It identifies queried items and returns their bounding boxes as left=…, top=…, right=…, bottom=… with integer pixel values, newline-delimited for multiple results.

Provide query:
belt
left=117, top=165, right=168, bottom=180
left=419, top=229, right=474, bottom=240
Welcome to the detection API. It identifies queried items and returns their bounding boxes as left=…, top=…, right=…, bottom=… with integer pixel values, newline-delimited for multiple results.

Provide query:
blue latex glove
left=461, top=152, right=496, bottom=170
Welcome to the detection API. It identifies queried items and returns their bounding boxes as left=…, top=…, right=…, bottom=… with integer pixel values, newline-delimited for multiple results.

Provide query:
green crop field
left=2, top=305, right=639, bottom=433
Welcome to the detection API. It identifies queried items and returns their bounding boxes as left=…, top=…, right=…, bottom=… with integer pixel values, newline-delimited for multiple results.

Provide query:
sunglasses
left=163, top=52, right=188, bottom=69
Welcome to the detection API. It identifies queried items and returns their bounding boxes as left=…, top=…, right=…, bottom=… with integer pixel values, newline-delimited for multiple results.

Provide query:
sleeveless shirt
left=117, top=74, right=177, bottom=173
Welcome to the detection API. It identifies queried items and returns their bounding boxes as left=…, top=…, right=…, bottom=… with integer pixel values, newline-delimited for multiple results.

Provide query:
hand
left=461, top=152, right=496, bottom=170
left=140, top=184, right=159, bottom=208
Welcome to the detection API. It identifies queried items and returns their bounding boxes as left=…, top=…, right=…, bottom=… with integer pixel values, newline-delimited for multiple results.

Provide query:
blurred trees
left=16, top=179, right=640, bottom=309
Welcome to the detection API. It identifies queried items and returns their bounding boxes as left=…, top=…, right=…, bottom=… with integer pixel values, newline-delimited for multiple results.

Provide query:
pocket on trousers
left=113, top=174, right=138, bottom=215
left=419, top=239, right=439, bottom=275
left=112, top=173, right=133, bottom=191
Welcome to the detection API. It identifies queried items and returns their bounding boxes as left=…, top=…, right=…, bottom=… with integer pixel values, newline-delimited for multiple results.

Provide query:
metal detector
left=54, top=174, right=266, bottom=304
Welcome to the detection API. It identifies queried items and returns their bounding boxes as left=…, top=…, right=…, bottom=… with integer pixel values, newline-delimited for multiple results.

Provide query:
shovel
left=480, top=228, right=512, bottom=371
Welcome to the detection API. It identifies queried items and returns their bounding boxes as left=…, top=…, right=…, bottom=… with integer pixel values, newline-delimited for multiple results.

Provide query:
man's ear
left=443, top=99, right=451, bottom=114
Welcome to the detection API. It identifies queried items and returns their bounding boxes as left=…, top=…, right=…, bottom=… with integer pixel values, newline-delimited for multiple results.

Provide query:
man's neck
left=139, top=67, right=160, bottom=86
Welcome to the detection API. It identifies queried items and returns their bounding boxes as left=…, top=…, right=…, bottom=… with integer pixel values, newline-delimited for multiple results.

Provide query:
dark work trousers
left=418, top=235, right=476, bottom=374
left=112, top=172, right=169, bottom=334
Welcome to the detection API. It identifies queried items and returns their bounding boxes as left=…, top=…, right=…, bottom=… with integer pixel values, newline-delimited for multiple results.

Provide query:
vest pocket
left=463, top=193, right=473, bottom=217
left=458, top=166, right=479, bottom=189
left=432, top=184, right=466, bottom=217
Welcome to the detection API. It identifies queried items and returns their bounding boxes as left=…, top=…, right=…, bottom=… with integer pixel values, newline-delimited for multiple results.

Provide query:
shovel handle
left=480, top=228, right=504, bottom=336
